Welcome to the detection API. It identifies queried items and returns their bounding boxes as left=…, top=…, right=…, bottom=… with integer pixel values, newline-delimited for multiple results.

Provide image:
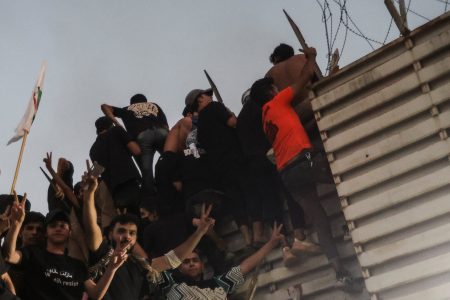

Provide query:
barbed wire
left=394, top=0, right=430, bottom=20
left=314, top=0, right=436, bottom=75
left=382, top=17, right=394, bottom=45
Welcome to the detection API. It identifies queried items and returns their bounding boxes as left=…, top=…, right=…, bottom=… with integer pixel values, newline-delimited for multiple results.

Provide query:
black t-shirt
left=237, top=100, right=272, bottom=157
left=18, top=246, right=87, bottom=300
left=180, top=155, right=212, bottom=200
left=112, top=102, right=168, bottom=140
left=90, top=126, right=141, bottom=192
left=89, top=241, right=148, bottom=300
left=197, top=102, right=243, bottom=170
left=142, top=213, right=195, bottom=258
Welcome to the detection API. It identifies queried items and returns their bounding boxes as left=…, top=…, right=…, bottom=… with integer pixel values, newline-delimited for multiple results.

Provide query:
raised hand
left=10, top=191, right=26, bottom=227
left=43, top=152, right=53, bottom=171
left=82, top=159, right=98, bottom=194
left=269, top=222, right=284, bottom=247
left=196, top=203, right=215, bottom=235
left=109, top=240, right=130, bottom=270
left=303, top=46, right=317, bottom=60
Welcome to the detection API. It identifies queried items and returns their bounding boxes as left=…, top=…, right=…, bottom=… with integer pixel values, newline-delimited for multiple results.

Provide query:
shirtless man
left=266, top=43, right=315, bottom=126
left=154, top=108, right=195, bottom=215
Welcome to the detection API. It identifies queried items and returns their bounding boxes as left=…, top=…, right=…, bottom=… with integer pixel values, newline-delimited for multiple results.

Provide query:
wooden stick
left=283, top=9, right=323, bottom=79
left=203, top=70, right=224, bottom=103
left=384, top=0, right=410, bottom=36
left=398, top=0, right=408, bottom=28
left=10, top=131, right=29, bottom=194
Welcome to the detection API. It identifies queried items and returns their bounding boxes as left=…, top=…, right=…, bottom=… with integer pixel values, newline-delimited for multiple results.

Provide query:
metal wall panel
left=311, top=11, right=450, bottom=300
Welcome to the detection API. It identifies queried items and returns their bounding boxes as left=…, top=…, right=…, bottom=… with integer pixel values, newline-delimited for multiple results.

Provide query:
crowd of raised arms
left=0, top=44, right=362, bottom=300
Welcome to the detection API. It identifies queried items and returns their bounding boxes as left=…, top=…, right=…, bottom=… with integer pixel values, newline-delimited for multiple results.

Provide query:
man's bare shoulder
left=180, top=117, right=193, bottom=128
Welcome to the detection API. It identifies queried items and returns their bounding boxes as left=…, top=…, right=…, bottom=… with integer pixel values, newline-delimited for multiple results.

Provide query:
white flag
left=7, top=62, right=47, bottom=145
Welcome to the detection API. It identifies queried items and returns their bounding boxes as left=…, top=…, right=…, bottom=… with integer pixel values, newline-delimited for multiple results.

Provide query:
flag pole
left=10, top=130, right=29, bottom=194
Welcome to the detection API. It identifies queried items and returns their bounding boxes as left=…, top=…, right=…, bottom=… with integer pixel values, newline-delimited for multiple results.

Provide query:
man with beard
left=3, top=192, right=127, bottom=300
left=82, top=173, right=216, bottom=300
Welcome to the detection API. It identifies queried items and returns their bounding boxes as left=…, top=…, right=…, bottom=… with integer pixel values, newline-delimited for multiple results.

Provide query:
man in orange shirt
left=250, top=47, right=361, bottom=293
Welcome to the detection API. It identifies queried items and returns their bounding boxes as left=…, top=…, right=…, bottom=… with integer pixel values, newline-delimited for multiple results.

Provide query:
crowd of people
left=0, top=44, right=362, bottom=300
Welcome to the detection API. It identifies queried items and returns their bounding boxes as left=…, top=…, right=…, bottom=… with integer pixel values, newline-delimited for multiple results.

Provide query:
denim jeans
left=280, top=151, right=338, bottom=259
left=136, top=127, right=168, bottom=194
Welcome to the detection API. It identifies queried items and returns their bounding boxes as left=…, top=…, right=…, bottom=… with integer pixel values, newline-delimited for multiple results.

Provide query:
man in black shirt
left=90, top=117, right=142, bottom=214
left=82, top=174, right=216, bottom=300
left=3, top=192, right=126, bottom=300
left=9, top=211, right=45, bottom=298
left=101, top=94, right=169, bottom=195
left=185, top=88, right=253, bottom=250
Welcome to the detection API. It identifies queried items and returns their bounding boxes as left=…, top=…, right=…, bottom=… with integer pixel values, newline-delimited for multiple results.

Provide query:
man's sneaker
left=283, top=247, right=300, bottom=267
left=335, top=273, right=363, bottom=293
left=290, top=239, right=322, bottom=256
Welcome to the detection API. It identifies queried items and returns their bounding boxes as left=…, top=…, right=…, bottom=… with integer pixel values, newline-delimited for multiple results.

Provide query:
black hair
left=269, top=43, right=294, bottom=64
left=130, top=94, right=147, bottom=105
left=189, top=100, right=199, bottom=113
left=0, top=194, right=31, bottom=213
left=109, top=214, right=140, bottom=230
left=95, top=116, right=113, bottom=135
left=23, top=211, right=45, bottom=226
left=250, top=77, right=275, bottom=107
left=182, top=106, right=195, bottom=117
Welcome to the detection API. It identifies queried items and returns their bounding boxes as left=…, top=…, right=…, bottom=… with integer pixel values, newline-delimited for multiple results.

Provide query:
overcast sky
left=0, top=0, right=445, bottom=213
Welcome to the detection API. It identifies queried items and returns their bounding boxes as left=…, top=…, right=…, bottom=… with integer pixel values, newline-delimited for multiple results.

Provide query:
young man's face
left=110, top=222, right=138, bottom=249
left=179, top=252, right=204, bottom=280
left=21, top=221, right=44, bottom=247
left=197, top=94, right=213, bottom=112
left=46, top=221, right=71, bottom=245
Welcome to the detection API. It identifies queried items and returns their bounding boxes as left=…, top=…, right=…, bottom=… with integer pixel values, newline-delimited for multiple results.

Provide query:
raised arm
left=291, top=47, right=317, bottom=101
left=82, top=171, right=103, bottom=252
left=240, top=223, right=284, bottom=275
left=2, top=192, right=26, bottom=265
left=100, top=104, right=121, bottom=127
left=43, top=152, right=80, bottom=209
left=84, top=241, right=129, bottom=299
left=151, top=204, right=215, bottom=271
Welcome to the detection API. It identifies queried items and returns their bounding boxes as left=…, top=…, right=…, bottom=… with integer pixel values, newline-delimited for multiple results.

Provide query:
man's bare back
left=163, top=117, right=193, bottom=153
left=266, top=54, right=313, bottom=123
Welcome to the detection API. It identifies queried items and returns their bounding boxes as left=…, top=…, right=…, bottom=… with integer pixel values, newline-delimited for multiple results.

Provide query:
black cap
left=44, top=209, right=70, bottom=227
left=185, top=88, right=213, bottom=106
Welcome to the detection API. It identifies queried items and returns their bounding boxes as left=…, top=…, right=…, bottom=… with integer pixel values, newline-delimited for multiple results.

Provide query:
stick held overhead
left=203, top=70, right=224, bottom=103
left=283, top=9, right=323, bottom=79
left=384, top=0, right=410, bottom=36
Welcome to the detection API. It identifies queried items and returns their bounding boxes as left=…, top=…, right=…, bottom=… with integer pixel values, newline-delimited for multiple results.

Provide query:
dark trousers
left=280, top=151, right=338, bottom=259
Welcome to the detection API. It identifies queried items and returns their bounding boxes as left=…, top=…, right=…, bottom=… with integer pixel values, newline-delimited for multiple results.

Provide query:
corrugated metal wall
left=311, top=11, right=450, bottom=300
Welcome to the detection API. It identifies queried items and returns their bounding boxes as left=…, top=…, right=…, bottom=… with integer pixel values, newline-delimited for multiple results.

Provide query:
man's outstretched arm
left=2, top=192, right=27, bottom=265
left=240, top=223, right=284, bottom=275
left=101, top=104, right=121, bottom=127
left=82, top=172, right=103, bottom=252
left=43, top=152, right=80, bottom=209
left=290, top=47, right=317, bottom=101
left=151, top=204, right=215, bottom=272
